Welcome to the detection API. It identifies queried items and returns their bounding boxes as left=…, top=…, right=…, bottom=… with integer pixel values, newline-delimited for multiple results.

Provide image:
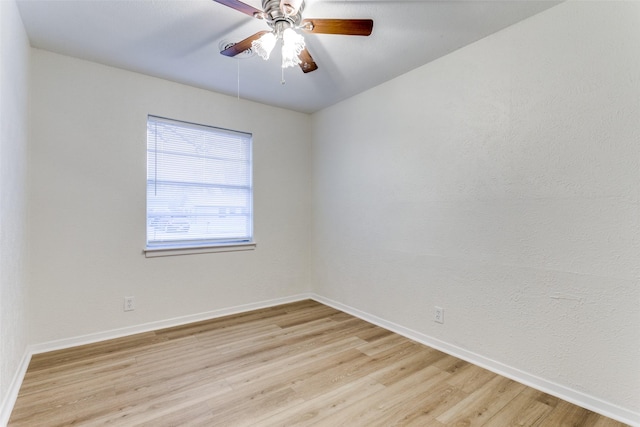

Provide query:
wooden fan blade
left=212, top=0, right=262, bottom=18
left=220, top=31, right=269, bottom=57
left=298, top=48, right=318, bottom=73
left=301, top=19, right=373, bottom=36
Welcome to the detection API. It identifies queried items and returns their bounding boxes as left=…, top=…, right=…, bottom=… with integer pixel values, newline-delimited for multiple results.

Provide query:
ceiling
left=16, top=0, right=560, bottom=113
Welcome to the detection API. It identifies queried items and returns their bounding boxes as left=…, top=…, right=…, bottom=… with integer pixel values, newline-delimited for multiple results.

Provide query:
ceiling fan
left=214, top=0, right=374, bottom=74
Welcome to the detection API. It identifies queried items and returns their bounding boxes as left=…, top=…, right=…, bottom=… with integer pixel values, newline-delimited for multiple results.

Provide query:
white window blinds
left=146, top=116, right=253, bottom=249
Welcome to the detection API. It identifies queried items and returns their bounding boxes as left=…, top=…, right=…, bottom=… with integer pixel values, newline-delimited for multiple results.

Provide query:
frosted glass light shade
left=281, top=28, right=305, bottom=68
left=252, top=32, right=277, bottom=60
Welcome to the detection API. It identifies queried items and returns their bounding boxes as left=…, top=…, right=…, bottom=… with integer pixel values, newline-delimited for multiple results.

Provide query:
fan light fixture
left=252, top=25, right=305, bottom=69
left=252, top=32, right=277, bottom=60
left=281, top=27, right=305, bottom=67
left=216, top=0, right=373, bottom=75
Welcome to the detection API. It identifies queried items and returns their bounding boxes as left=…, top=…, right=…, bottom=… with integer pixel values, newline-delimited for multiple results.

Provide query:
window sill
left=144, top=242, right=256, bottom=258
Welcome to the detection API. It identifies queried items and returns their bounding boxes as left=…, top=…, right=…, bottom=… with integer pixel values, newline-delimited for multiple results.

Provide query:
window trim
left=145, top=115, right=254, bottom=255
left=143, top=241, right=256, bottom=258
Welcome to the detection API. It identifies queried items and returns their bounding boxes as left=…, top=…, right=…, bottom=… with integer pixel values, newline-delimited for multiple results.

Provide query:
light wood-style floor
left=10, top=300, right=628, bottom=426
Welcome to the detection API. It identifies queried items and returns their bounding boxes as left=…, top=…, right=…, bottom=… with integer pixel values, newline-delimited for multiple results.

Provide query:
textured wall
left=28, top=50, right=312, bottom=343
left=0, top=0, right=30, bottom=417
left=312, top=1, right=640, bottom=415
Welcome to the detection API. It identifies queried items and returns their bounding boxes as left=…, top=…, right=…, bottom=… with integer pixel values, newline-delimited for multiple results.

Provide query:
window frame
left=144, top=115, right=256, bottom=257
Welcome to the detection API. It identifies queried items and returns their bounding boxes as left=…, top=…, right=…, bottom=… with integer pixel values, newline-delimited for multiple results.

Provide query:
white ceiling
left=16, top=0, right=560, bottom=113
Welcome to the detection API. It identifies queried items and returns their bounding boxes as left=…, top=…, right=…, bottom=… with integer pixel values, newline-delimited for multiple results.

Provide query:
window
left=146, top=116, right=253, bottom=255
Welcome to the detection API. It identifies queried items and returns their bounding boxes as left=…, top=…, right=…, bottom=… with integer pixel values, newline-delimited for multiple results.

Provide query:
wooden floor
left=9, top=300, right=628, bottom=427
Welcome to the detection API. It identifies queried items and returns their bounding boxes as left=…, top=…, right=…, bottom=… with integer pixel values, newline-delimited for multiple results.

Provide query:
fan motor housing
left=261, top=0, right=304, bottom=27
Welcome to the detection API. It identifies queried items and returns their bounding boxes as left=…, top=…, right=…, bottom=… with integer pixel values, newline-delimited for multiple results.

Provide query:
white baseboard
left=311, top=294, right=640, bottom=427
left=3, top=292, right=637, bottom=427
left=29, top=293, right=314, bottom=355
left=0, top=350, right=31, bottom=427
left=0, top=293, right=313, bottom=426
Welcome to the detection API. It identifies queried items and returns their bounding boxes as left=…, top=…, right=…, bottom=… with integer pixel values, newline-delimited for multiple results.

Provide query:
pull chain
left=281, top=67, right=285, bottom=85
left=237, top=59, right=240, bottom=100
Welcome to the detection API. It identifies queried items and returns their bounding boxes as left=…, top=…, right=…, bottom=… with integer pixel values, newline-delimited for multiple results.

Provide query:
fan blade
left=298, top=48, right=318, bottom=73
left=301, top=19, right=373, bottom=36
left=220, top=31, right=269, bottom=57
left=212, top=0, right=262, bottom=18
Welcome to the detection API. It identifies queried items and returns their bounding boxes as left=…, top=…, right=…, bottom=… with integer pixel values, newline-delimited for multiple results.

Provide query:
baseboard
left=5, top=292, right=637, bottom=426
left=0, top=293, right=313, bottom=426
left=1, top=293, right=315, bottom=425
left=311, top=294, right=640, bottom=427
left=0, top=350, right=31, bottom=427
left=29, top=293, right=314, bottom=355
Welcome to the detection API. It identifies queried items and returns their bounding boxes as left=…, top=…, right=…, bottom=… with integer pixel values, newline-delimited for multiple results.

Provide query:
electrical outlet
left=434, top=306, right=444, bottom=324
left=124, top=296, right=135, bottom=312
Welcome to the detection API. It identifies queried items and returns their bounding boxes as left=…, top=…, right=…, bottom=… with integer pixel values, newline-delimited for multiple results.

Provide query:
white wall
left=0, top=0, right=30, bottom=420
left=28, top=50, right=312, bottom=344
left=7, top=0, right=639, bottom=423
left=312, top=0, right=640, bottom=420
